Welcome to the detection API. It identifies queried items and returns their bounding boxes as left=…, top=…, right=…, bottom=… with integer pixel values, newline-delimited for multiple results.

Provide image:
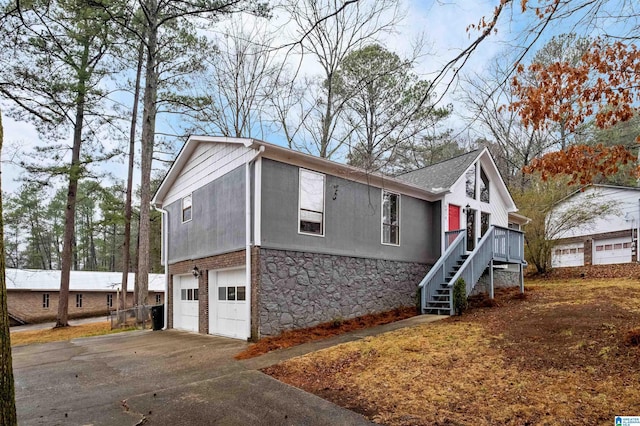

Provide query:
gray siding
left=167, top=166, right=245, bottom=263
left=261, top=159, right=440, bottom=264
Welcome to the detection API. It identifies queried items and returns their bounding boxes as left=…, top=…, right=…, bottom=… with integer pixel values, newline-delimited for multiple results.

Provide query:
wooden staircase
left=423, top=254, right=468, bottom=314
left=419, top=226, right=526, bottom=316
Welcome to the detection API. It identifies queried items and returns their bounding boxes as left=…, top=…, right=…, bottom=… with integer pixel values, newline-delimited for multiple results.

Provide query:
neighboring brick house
left=152, top=136, right=527, bottom=341
left=548, top=185, right=640, bottom=268
left=7, top=269, right=165, bottom=325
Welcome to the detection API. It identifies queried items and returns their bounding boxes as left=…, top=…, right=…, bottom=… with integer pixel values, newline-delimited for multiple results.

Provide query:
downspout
left=155, top=206, right=169, bottom=330
left=246, top=145, right=265, bottom=340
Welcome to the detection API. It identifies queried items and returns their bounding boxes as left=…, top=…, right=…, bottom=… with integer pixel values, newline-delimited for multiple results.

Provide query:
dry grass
left=265, top=280, right=640, bottom=425
left=11, top=322, right=136, bottom=346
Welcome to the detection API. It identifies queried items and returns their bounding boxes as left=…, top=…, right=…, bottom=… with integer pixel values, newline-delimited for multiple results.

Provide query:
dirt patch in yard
left=235, top=307, right=417, bottom=360
left=11, top=322, right=135, bottom=346
left=264, top=280, right=640, bottom=425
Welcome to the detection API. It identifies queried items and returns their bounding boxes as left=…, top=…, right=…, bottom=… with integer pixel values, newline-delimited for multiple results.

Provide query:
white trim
left=381, top=189, right=401, bottom=246
left=297, top=168, right=326, bottom=238
left=254, top=157, right=262, bottom=246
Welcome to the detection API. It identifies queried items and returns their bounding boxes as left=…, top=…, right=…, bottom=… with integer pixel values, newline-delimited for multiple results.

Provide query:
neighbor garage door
left=208, top=268, right=248, bottom=340
left=551, top=243, right=584, bottom=267
left=173, top=275, right=199, bottom=332
left=593, top=237, right=632, bottom=265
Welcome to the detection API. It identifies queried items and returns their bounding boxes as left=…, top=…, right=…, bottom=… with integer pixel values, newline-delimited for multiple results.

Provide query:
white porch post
left=519, top=263, right=524, bottom=294
left=489, top=259, right=494, bottom=299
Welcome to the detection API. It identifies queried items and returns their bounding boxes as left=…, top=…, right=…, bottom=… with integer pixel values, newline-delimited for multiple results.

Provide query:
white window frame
left=297, top=168, right=326, bottom=237
left=182, top=194, right=192, bottom=223
left=381, top=190, right=401, bottom=246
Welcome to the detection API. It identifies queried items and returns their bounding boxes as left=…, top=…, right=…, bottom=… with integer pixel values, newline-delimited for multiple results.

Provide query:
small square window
left=624, top=242, right=631, bottom=249
left=227, top=287, right=236, bottom=301
left=156, top=293, right=161, bottom=304
left=182, top=194, right=192, bottom=223
left=237, top=286, right=246, bottom=301
left=596, top=245, right=604, bottom=252
left=578, top=247, right=584, bottom=253
left=76, top=293, right=83, bottom=308
left=614, top=243, right=623, bottom=250
left=181, top=289, right=187, bottom=300
left=569, top=248, right=577, bottom=254
left=218, top=287, right=227, bottom=301
left=42, top=293, right=49, bottom=309
left=187, top=289, right=193, bottom=300
left=193, top=289, right=198, bottom=301
left=605, top=244, right=613, bottom=250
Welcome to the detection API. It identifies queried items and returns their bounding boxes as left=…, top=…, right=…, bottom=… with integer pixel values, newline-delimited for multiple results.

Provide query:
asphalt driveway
left=13, top=330, right=373, bottom=425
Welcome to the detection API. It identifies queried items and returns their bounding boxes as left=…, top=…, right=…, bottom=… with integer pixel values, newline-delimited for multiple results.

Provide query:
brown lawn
left=11, top=322, right=135, bottom=346
left=264, top=279, right=640, bottom=425
left=235, top=307, right=417, bottom=360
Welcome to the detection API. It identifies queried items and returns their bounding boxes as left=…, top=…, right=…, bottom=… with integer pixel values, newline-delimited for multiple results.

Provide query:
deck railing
left=421, top=225, right=525, bottom=315
left=418, top=231, right=466, bottom=314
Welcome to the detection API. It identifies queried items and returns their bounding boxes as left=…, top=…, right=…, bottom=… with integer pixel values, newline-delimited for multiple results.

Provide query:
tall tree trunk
left=120, top=37, right=145, bottom=310
left=56, top=46, right=89, bottom=327
left=0, top=110, right=17, bottom=425
left=137, top=1, right=159, bottom=307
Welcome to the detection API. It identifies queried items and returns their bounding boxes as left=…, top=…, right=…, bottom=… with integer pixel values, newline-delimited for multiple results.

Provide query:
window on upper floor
left=299, top=169, right=325, bottom=236
left=480, top=167, right=490, bottom=203
left=382, top=191, right=400, bottom=245
left=182, top=194, right=192, bottom=223
left=465, top=163, right=476, bottom=199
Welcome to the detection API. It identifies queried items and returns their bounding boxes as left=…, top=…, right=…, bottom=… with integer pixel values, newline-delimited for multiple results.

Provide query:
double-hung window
left=42, top=293, right=49, bottom=308
left=182, top=194, right=192, bottom=222
left=382, top=191, right=400, bottom=245
left=299, top=169, right=325, bottom=236
left=76, top=293, right=83, bottom=308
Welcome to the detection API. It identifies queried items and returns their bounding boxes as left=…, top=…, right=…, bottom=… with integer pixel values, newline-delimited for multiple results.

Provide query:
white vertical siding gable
left=164, top=142, right=252, bottom=206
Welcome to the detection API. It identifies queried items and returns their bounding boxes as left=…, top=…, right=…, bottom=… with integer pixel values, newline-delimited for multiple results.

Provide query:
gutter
left=245, top=145, right=265, bottom=340
left=155, top=206, right=170, bottom=330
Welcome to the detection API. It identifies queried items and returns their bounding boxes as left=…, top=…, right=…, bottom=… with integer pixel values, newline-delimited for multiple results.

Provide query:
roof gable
left=395, top=149, right=482, bottom=192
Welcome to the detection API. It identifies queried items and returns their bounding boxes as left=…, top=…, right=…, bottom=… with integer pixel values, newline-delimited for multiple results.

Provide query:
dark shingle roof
left=395, top=149, right=482, bottom=193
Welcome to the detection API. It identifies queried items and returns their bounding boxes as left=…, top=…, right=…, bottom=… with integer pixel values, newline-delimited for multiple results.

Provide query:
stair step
left=423, top=308, right=450, bottom=315
left=427, top=300, right=450, bottom=306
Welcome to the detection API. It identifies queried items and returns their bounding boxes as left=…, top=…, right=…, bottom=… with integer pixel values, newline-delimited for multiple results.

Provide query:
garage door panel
left=551, top=243, right=584, bottom=267
left=594, top=237, right=632, bottom=265
left=173, top=275, right=199, bottom=332
left=208, top=268, right=248, bottom=340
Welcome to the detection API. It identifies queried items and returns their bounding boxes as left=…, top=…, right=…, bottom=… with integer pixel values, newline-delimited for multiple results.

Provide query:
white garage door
left=551, top=243, right=584, bottom=267
left=208, top=268, right=248, bottom=340
left=173, top=275, right=199, bottom=332
left=593, top=237, right=632, bottom=265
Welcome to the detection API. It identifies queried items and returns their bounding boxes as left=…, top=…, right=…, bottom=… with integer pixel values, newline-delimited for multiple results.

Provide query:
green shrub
left=453, top=278, right=468, bottom=315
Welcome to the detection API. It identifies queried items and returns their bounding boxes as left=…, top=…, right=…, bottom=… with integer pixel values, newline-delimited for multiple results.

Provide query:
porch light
left=463, top=204, right=471, bottom=214
left=191, top=266, right=201, bottom=278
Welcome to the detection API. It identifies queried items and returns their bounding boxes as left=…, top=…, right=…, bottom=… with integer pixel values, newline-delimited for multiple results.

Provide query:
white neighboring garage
left=208, top=268, right=248, bottom=340
left=593, top=237, right=632, bottom=265
left=547, top=184, right=640, bottom=267
left=551, top=243, right=584, bottom=268
left=173, top=275, right=199, bottom=332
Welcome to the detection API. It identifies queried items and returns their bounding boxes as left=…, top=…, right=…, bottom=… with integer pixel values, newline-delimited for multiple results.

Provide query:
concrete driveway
left=13, top=330, right=373, bottom=426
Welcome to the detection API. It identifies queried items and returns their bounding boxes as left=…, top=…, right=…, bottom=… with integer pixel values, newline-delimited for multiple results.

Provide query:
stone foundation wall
left=258, top=248, right=429, bottom=336
left=471, top=269, right=521, bottom=296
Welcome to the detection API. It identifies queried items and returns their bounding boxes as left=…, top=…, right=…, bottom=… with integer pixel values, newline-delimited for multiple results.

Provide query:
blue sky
left=0, top=0, right=625, bottom=196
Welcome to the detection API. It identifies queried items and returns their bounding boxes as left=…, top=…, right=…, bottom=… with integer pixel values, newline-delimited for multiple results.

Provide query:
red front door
left=448, top=204, right=461, bottom=231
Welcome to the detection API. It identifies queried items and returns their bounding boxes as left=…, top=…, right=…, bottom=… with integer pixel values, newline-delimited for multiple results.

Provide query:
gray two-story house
left=152, top=136, right=527, bottom=340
